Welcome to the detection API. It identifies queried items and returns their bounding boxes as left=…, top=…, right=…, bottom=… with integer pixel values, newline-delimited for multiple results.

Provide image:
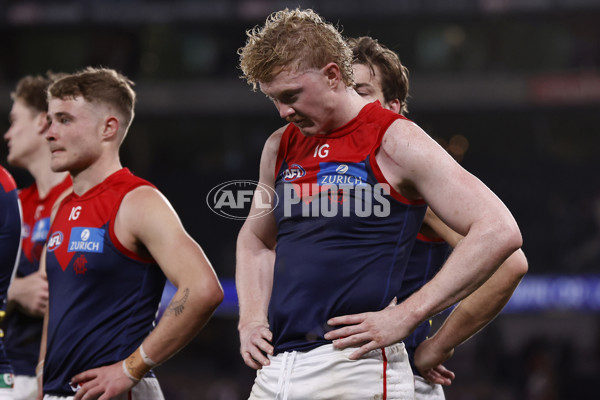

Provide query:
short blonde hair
left=238, top=8, right=354, bottom=90
left=48, top=67, right=136, bottom=133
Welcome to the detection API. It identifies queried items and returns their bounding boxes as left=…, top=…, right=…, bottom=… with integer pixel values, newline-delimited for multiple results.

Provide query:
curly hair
left=48, top=67, right=136, bottom=132
left=348, top=36, right=410, bottom=114
left=238, top=8, right=354, bottom=90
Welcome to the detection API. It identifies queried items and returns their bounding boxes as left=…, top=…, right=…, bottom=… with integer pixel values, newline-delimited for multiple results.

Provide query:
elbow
left=508, top=249, right=528, bottom=281
left=192, top=279, right=224, bottom=317
left=206, top=282, right=225, bottom=312
left=494, top=218, right=523, bottom=258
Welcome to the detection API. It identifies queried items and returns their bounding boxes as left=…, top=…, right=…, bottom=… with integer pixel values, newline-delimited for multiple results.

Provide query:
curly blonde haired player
left=349, top=35, right=528, bottom=400
left=37, top=68, right=224, bottom=400
left=236, top=8, right=523, bottom=400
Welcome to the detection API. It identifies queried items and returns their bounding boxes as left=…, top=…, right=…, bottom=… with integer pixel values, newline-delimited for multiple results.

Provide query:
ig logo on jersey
left=206, top=180, right=278, bottom=220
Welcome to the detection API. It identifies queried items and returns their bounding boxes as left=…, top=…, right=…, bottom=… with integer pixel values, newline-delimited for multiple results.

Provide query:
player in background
left=349, top=35, right=528, bottom=398
left=3, top=73, right=71, bottom=400
left=236, top=8, right=522, bottom=398
left=0, top=165, right=22, bottom=399
left=38, top=67, right=223, bottom=400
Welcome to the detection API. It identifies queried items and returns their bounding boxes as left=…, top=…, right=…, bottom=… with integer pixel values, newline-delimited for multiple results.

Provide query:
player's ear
left=323, top=62, right=341, bottom=88
left=36, top=112, right=49, bottom=135
left=102, top=116, right=120, bottom=141
left=386, top=99, right=401, bottom=114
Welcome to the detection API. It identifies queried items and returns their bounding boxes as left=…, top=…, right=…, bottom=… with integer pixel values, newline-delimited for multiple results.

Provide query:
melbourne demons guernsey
left=2, top=175, right=71, bottom=376
left=399, top=232, right=450, bottom=376
left=43, top=169, right=166, bottom=396
left=0, top=166, right=21, bottom=376
left=271, top=102, right=427, bottom=354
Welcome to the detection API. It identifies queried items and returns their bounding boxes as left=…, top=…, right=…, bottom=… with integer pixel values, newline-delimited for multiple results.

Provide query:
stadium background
left=1, top=0, right=599, bottom=398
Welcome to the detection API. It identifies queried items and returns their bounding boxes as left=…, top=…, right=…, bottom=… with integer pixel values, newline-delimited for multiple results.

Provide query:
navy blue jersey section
left=400, top=237, right=451, bottom=376
left=0, top=168, right=20, bottom=311
left=43, top=169, right=165, bottom=396
left=270, top=102, right=427, bottom=354
left=0, top=167, right=20, bottom=375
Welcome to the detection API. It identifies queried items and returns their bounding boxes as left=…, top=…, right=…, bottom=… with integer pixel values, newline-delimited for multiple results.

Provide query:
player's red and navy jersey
left=2, top=175, right=71, bottom=376
left=400, top=232, right=451, bottom=376
left=0, top=166, right=21, bottom=375
left=270, top=102, right=427, bottom=354
left=43, top=169, right=166, bottom=396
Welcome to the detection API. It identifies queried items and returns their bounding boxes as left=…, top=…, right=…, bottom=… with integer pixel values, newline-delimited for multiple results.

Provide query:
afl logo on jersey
left=47, top=231, right=64, bottom=252
left=281, top=164, right=306, bottom=182
left=335, top=164, right=349, bottom=174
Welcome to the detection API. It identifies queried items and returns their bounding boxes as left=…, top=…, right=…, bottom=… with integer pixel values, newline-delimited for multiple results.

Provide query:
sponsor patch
left=32, top=217, right=51, bottom=242
left=317, top=162, right=368, bottom=187
left=0, top=373, right=13, bottom=388
left=68, top=227, right=104, bottom=253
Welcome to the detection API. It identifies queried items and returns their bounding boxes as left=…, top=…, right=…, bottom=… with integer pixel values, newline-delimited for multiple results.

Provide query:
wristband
left=139, top=344, right=158, bottom=368
left=121, top=360, right=140, bottom=383
left=123, top=347, right=151, bottom=382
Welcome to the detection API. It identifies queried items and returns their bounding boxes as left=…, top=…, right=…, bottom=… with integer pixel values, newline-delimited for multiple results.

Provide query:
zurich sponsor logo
left=68, top=227, right=104, bottom=253
left=318, top=162, right=368, bottom=186
left=281, top=163, right=306, bottom=182
left=335, top=164, right=349, bottom=174
left=47, top=231, right=64, bottom=252
left=32, top=217, right=51, bottom=242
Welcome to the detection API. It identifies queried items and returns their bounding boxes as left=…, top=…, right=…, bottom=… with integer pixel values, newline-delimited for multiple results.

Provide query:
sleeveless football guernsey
left=43, top=169, right=165, bottom=396
left=270, top=102, right=427, bottom=354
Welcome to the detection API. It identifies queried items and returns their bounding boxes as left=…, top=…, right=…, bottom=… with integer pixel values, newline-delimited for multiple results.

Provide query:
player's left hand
left=324, top=297, right=411, bottom=360
left=71, top=362, right=136, bottom=400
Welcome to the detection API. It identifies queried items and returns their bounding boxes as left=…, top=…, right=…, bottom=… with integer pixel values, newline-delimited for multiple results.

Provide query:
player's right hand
left=414, top=337, right=455, bottom=386
left=8, top=272, right=49, bottom=317
left=238, top=321, right=273, bottom=370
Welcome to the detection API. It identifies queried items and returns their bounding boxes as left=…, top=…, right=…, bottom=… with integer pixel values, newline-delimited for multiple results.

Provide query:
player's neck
left=28, top=157, right=68, bottom=198
left=70, top=155, right=123, bottom=196
left=334, top=87, right=370, bottom=128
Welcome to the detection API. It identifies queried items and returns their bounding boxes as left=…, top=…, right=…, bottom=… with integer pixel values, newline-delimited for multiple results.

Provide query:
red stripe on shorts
left=382, top=347, right=388, bottom=399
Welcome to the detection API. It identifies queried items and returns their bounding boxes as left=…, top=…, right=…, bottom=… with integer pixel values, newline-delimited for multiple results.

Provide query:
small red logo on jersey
left=73, top=254, right=88, bottom=275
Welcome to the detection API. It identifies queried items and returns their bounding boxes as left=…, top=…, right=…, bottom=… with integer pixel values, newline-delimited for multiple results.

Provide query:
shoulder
left=264, top=125, right=288, bottom=154
left=259, top=125, right=288, bottom=179
left=0, top=167, right=17, bottom=192
left=382, top=119, right=429, bottom=152
left=116, top=185, right=177, bottom=237
left=120, top=185, right=168, bottom=214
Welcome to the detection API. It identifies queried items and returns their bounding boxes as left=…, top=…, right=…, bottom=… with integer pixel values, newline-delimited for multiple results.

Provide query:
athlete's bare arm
left=236, top=128, right=282, bottom=370
left=414, top=209, right=528, bottom=385
left=414, top=249, right=527, bottom=384
left=70, top=186, right=224, bottom=400
left=325, top=119, right=522, bottom=359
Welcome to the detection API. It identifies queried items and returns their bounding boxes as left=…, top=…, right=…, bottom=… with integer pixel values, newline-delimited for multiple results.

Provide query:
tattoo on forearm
left=166, top=288, right=189, bottom=316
